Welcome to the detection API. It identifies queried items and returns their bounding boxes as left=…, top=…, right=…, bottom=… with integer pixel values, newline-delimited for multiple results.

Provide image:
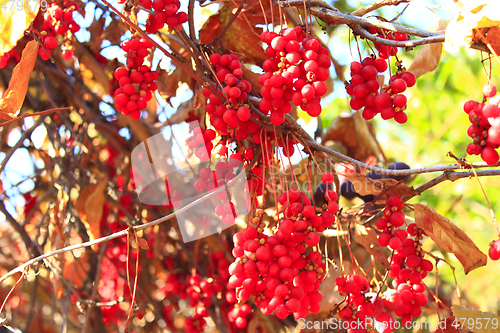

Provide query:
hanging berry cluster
left=203, top=54, right=254, bottom=139
left=228, top=174, right=338, bottom=321
left=259, top=27, right=331, bottom=125
left=347, top=57, right=416, bottom=123
left=377, top=196, right=433, bottom=327
left=113, top=38, right=158, bottom=120
left=140, top=0, right=188, bottom=33
left=368, top=28, right=408, bottom=59
left=464, top=83, right=500, bottom=165
left=38, top=1, right=80, bottom=60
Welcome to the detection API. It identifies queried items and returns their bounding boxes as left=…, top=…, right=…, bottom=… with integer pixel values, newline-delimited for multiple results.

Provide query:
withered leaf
left=414, top=204, right=487, bottom=274
left=355, top=224, right=390, bottom=269
left=452, top=305, right=500, bottom=333
left=75, top=178, right=108, bottom=240
left=344, top=173, right=418, bottom=197
left=156, top=67, right=195, bottom=107
left=408, top=20, right=445, bottom=78
left=323, top=115, right=379, bottom=162
left=137, top=237, right=149, bottom=250
left=199, top=3, right=267, bottom=66
left=0, top=40, right=39, bottom=119
left=0, top=0, right=39, bottom=55
left=445, top=1, right=500, bottom=54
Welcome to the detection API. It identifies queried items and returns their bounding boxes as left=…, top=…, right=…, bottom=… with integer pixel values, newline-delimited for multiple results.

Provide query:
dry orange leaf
left=408, top=20, right=445, bottom=78
left=445, top=1, right=500, bottom=54
left=0, top=0, right=39, bottom=55
left=355, top=224, right=390, bottom=269
left=344, top=173, right=418, bottom=197
left=0, top=40, right=38, bottom=119
left=451, top=305, right=500, bottom=333
left=414, top=204, right=487, bottom=274
left=75, top=178, right=108, bottom=240
left=199, top=3, right=267, bottom=66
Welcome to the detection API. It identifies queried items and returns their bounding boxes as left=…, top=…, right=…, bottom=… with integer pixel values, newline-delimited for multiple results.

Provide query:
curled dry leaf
left=408, top=20, right=445, bottom=78
left=137, top=237, right=149, bottom=250
left=0, top=40, right=39, bottom=119
left=451, top=305, right=500, bottom=333
left=323, top=115, right=380, bottom=162
left=344, top=173, right=418, bottom=197
left=156, top=67, right=195, bottom=107
left=355, top=224, right=390, bottom=269
left=414, top=204, right=487, bottom=274
left=445, top=1, right=500, bottom=54
left=75, top=178, right=108, bottom=240
left=199, top=2, right=267, bottom=66
left=0, top=0, right=39, bottom=54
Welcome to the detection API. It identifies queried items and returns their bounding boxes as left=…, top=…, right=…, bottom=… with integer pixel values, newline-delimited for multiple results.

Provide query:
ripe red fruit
left=489, top=239, right=500, bottom=260
left=483, top=83, right=497, bottom=98
left=481, top=146, right=499, bottom=165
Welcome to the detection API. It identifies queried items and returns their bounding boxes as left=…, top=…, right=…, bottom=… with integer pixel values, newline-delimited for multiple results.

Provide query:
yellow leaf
left=414, top=204, right=487, bottom=274
left=408, top=20, right=445, bottom=78
left=445, top=1, right=500, bottom=53
left=0, top=0, right=39, bottom=55
left=0, top=40, right=38, bottom=119
left=451, top=305, right=500, bottom=333
left=355, top=224, right=390, bottom=269
left=75, top=178, right=108, bottom=240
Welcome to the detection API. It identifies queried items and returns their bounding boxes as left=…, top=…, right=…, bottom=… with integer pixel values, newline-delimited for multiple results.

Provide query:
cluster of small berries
left=376, top=196, right=433, bottom=327
left=140, top=0, right=188, bottom=33
left=335, top=274, right=390, bottom=332
left=203, top=53, right=254, bottom=139
left=368, top=28, right=408, bottom=59
left=346, top=57, right=416, bottom=123
left=464, top=83, right=500, bottom=165
left=186, top=127, right=216, bottom=162
left=258, top=27, right=331, bottom=125
left=39, top=1, right=80, bottom=60
left=112, top=38, right=158, bottom=119
left=228, top=174, right=338, bottom=321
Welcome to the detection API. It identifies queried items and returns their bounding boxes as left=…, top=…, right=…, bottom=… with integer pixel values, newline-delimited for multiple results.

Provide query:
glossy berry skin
left=489, top=239, right=500, bottom=260
left=388, top=162, right=411, bottom=181
left=340, top=181, right=358, bottom=200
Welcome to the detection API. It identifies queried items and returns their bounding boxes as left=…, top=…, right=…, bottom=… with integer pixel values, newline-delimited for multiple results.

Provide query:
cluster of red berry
left=186, top=127, right=216, bottom=162
left=112, top=38, right=158, bottom=119
left=368, top=28, right=408, bottom=59
left=377, top=196, right=432, bottom=328
left=464, top=83, right=500, bottom=165
left=259, top=27, right=331, bottom=125
left=228, top=174, right=337, bottom=321
left=204, top=53, right=254, bottom=140
left=140, top=0, right=188, bottom=33
left=346, top=57, right=416, bottom=123
left=0, top=0, right=80, bottom=68
left=336, top=274, right=389, bottom=331
left=39, top=1, right=80, bottom=60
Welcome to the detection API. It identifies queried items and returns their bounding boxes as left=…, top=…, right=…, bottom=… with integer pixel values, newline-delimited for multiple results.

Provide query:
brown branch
left=351, top=0, right=410, bottom=17
left=0, top=107, right=71, bottom=128
left=0, top=171, right=246, bottom=284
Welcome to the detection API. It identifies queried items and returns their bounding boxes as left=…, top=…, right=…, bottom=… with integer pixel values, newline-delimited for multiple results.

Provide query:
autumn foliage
left=1, top=0, right=500, bottom=333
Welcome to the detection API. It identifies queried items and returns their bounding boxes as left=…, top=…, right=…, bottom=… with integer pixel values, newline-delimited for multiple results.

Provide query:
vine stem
left=0, top=107, right=71, bottom=128
left=0, top=172, right=242, bottom=285
left=99, top=0, right=222, bottom=98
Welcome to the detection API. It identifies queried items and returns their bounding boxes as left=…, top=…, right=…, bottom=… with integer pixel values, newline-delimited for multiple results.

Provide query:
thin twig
left=0, top=171, right=245, bottom=284
left=0, top=107, right=71, bottom=128
left=351, top=0, right=410, bottom=17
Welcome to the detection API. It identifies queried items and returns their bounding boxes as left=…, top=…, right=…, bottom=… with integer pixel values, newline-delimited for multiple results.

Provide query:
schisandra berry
left=489, top=239, right=500, bottom=260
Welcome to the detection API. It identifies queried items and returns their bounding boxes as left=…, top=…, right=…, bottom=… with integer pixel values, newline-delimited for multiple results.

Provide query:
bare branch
left=351, top=0, right=410, bottom=17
